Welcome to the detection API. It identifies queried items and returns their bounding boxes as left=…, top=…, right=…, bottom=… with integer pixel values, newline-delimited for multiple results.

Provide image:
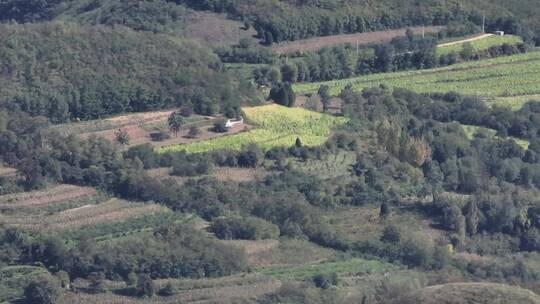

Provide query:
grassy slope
left=436, top=34, right=523, bottom=56
left=293, top=51, right=540, bottom=97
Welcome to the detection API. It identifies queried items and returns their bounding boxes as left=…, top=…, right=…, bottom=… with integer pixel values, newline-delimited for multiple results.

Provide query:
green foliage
left=115, top=128, right=130, bottom=145
left=0, top=22, right=255, bottom=122
left=23, top=275, right=60, bottom=304
left=168, top=112, right=185, bottom=138
left=312, top=272, right=338, bottom=289
left=209, top=216, right=280, bottom=240
left=269, top=82, right=296, bottom=107
left=294, top=51, right=540, bottom=97
left=135, top=273, right=155, bottom=298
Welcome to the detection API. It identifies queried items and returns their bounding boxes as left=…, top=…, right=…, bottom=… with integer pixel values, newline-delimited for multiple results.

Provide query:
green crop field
left=157, top=104, right=348, bottom=154
left=486, top=94, right=540, bottom=111
left=293, top=51, right=540, bottom=97
left=436, top=34, right=523, bottom=56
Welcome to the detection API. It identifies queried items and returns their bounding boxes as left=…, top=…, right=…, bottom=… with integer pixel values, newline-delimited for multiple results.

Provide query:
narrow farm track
left=438, top=33, right=494, bottom=47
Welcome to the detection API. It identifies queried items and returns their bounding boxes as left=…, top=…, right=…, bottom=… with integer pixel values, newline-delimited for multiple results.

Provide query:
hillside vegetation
left=397, top=283, right=540, bottom=304
left=178, top=0, right=540, bottom=44
left=0, top=22, right=257, bottom=122
left=293, top=51, right=540, bottom=97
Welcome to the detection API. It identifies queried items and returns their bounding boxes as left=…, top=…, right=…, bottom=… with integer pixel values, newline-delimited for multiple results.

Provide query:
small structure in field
left=494, top=31, right=505, bottom=36
left=225, top=117, right=244, bottom=129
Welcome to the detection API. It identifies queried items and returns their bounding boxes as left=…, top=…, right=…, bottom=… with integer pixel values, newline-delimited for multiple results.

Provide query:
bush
left=213, top=119, right=228, bottom=133
left=136, top=273, right=155, bottom=298
left=150, top=131, right=171, bottom=142
left=209, top=216, right=280, bottom=240
left=187, top=125, right=201, bottom=138
left=312, top=273, right=338, bottom=289
left=24, top=275, right=60, bottom=304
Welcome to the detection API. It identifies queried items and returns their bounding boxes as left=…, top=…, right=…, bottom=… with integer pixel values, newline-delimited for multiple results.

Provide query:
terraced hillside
left=294, top=51, right=540, bottom=97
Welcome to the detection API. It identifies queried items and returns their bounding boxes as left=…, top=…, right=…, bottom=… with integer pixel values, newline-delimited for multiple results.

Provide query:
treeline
left=0, top=224, right=246, bottom=281
left=254, top=33, right=526, bottom=84
left=0, top=22, right=258, bottom=123
left=176, top=0, right=537, bottom=44
left=1, top=0, right=539, bottom=46
left=0, top=0, right=193, bottom=35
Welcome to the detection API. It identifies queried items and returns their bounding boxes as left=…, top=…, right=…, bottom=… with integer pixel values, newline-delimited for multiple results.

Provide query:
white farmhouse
left=225, top=117, right=244, bottom=128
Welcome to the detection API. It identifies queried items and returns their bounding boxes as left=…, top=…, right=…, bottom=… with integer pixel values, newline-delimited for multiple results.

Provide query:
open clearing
left=157, top=104, right=348, bottom=154
left=148, top=166, right=269, bottom=183
left=49, top=109, right=253, bottom=148
left=272, top=26, right=443, bottom=54
left=327, top=206, right=447, bottom=243
left=222, top=239, right=336, bottom=267
left=293, top=51, right=540, bottom=97
left=436, top=34, right=523, bottom=56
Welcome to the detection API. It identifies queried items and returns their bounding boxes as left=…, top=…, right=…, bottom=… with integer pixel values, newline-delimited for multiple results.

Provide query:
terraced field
left=293, top=51, right=540, bottom=97
left=0, top=185, right=170, bottom=232
left=157, top=104, right=348, bottom=154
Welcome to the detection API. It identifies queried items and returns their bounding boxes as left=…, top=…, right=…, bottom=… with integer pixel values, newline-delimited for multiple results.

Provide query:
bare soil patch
left=151, top=123, right=254, bottom=148
left=273, top=26, right=444, bottom=54
left=0, top=166, right=17, bottom=178
left=184, top=11, right=258, bottom=47
left=147, top=166, right=268, bottom=183
left=56, top=107, right=254, bottom=149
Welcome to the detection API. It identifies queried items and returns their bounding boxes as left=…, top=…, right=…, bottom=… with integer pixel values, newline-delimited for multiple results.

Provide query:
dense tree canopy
left=0, top=22, right=257, bottom=123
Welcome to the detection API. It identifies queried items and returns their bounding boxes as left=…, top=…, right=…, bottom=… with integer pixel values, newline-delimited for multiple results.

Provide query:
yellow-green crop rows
left=157, top=104, right=348, bottom=154
left=436, top=34, right=523, bottom=56
left=293, top=51, right=540, bottom=97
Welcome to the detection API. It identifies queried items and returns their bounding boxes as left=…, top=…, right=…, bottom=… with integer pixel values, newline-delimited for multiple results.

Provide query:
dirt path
left=438, top=33, right=493, bottom=48
left=272, top=26, right=444, bottom=54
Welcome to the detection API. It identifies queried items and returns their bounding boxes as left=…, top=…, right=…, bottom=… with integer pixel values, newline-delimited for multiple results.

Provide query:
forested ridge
left=1, top=0, right=539, bottom=45
left=1, top=1, right=540, bottom=303
left=0, top=22, right=257, bottom=123
left=177, top=0, right=540, bottom=44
